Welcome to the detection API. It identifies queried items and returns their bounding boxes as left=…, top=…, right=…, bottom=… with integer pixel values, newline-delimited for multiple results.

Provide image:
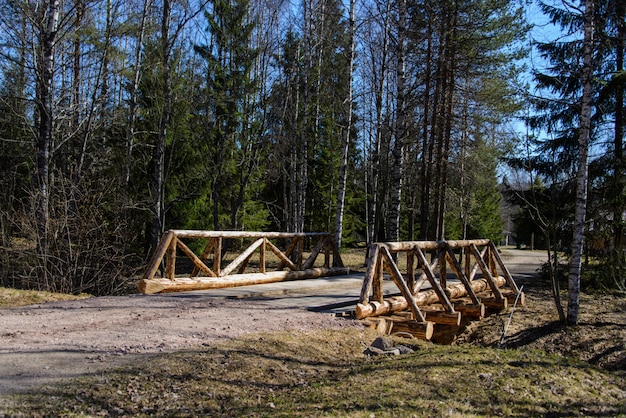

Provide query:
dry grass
left=3, top=326, right=625, bottom=417
left=0, top=287, right=90, bottom=309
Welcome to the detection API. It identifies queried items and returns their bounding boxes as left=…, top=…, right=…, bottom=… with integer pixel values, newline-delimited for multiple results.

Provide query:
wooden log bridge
left=358, top=239, right=524, bottom=341
left=139, top=230, right=345, bottom=294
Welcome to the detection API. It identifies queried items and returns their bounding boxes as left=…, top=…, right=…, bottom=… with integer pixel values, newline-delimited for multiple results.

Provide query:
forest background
left=0, top=0, right=623, bottom=300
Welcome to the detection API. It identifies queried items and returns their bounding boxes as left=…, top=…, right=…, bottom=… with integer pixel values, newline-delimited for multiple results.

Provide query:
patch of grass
left=4, top=328, right=625, bottom=417
left=0, top=287, right=91, bottom=308
left=340, top=248, right=368, bottom=272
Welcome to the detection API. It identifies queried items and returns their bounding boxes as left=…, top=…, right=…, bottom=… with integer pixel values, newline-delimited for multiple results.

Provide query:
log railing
left=357, top=239, right=522, bottom=321
left=139, top=230, right=345, bottom=294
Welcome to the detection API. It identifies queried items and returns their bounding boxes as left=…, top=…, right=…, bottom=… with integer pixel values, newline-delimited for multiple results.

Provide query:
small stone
left=364, top=346, right=385, bottom=356
left=396, top=344, right=414, bottom=354
left=364, top=346, right=401, bottom=356
left=370, top=336, right=395, bottom=351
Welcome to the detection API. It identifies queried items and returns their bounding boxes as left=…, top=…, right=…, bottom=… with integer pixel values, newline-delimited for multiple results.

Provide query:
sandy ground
left=0, top=249, right=546, bottom=395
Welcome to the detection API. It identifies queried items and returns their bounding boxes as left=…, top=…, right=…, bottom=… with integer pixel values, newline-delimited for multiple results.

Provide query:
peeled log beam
left=424, top=310, right=461, bottom=326
left=431, top=324, right=462, bottom=345
left=169, top=230, right=328, bottom=239
left=355, top=276, right=506, bottom=319
left=453, top=302, right=485, bottom=319
left=383, top=239, right=491, bottom=252
left=138, top=267, right=349, bottom=294
left=390, top=320, right=434, bottom=341
left=481, top=297, right=508, bottom=310
left=379, top=309, right=461, bottom=326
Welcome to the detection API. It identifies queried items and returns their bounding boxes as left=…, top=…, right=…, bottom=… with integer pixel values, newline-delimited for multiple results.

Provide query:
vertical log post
left=297, top=237, right=303, bottom=269
left=406, top=251, right=415, bottom=292
left=439, top=248, right=447, bottom=289
left=373, top=248, right=384, bottom=302
left=324, top=243, right=330, bottom=268
left=464, top=246, right=471, bottom=279
left=260, top=238, right=266, bottom=274
left=214, top=237, right=222, bottom=276
left=487, top=244, right=498, bottom=278
left=165, top=236, right=177, bottom=279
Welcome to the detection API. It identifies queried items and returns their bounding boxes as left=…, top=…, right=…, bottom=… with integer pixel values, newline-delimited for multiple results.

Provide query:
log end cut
left=138, top=279, right=165, bottom=295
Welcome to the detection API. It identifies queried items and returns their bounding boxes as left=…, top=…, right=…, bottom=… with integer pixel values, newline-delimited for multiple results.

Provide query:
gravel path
left=0, top=294, right=354, bottom=394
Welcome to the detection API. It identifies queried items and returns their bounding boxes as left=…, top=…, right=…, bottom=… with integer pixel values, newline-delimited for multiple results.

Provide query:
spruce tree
left=195, top=0, right=264, bottom=231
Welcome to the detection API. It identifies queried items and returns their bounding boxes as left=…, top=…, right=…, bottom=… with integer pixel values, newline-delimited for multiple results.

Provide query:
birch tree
left=568, top=0, right=595, bottom=325
left=361, top=0, right=392, bottom=246
left=35, top=0, right=61, bottom=287
left=387, top=0, right=407, bottom=243
left=333, top=0, right=356, bottom=249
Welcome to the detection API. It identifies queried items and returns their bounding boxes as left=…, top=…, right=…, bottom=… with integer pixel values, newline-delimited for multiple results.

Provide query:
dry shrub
left=1, top=176, right=144, bottom=295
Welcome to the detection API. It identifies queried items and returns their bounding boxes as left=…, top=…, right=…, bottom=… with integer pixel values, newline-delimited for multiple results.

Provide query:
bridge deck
left=159, top=272, right=401, bottom=314
left=157, top=272, right=359, bottom=312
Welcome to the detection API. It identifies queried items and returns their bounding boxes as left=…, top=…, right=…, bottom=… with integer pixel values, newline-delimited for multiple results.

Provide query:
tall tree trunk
left=430, top=10, right=447, bottom=240
left=568, top=0, right=595, bottom=326
left=613, top=0, right=625, bottom=288
left=288, top=65, right=299, bottom=233
left=150, top=0, right=172, bottom=252
left=435, top=4, right=457, bottom=240
left=334, top=0, right=356, bottom=249
left=419, top=14, right=433, bottom=240
left=459, top=76, right=469, bottom=240
left=388, top=0, right=407, bottom=243
left=366, top=0, right=391, bottom=248
left=427, top=5, right=446, bottom=240
left=72, top=0, right=83, bottom=144
left=124, top=0, right=151, bottom=204
left=296, top=1, right=312, bottom=234
left=76, top=0, right=113, bottom=182
left=35, top=0, right=60, bottom=289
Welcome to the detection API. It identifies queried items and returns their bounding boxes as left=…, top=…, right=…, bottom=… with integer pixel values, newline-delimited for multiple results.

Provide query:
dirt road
left=0, top=248, right=545, bottom=395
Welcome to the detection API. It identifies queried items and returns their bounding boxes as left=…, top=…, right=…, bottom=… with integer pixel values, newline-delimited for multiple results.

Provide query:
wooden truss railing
left=357, top=239, right=522, bottom=324
left=139, top=230, right=346, bottom=294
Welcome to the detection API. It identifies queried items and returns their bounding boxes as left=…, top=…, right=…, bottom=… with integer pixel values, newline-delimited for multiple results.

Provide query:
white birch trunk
left=568, top=0, right=595, bottom=326
left=334, top=0, right=356, bottom=249
left=388, top=0, right=407, bottom=243
left=35, top=0, right=60, bottom=288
